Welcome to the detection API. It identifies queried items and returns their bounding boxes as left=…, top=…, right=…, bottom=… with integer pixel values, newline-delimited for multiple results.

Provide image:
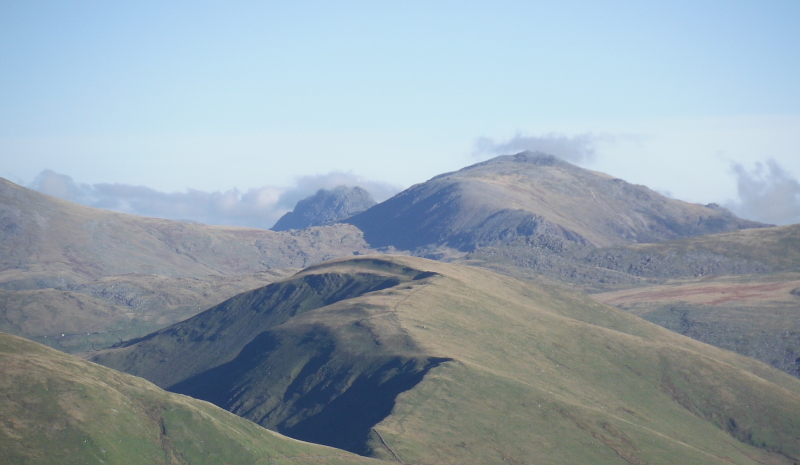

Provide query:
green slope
left=0, top=332, right=381, bottom=465
left=0, top=270, right=294, bottom=353
left=93, top=255, right=800, bottom=464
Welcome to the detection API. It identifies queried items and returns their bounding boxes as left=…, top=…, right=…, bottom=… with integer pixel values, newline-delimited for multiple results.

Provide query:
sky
left=1, top=1, right=799, bottom=228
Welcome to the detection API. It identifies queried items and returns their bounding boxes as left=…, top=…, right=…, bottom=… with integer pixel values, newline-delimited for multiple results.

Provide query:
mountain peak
left=271, top=185, right=376, bottom=231
left=500, top=151, right=565, bottom=165
left=346, top=153, right=766, bottom=251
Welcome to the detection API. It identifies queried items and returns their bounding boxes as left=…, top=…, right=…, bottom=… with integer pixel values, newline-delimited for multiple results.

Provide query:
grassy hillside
left=594, top=272, right=800, bottom=376
left=0, top=269, right=294, bottom=353
left=0, top=332, right=381, bottom=465
left=0, top=176, right=372, bottom=290
left=93, top=255, right=800, bottom=464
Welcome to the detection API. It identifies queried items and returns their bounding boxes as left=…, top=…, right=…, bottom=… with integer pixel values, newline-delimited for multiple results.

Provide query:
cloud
left=724, top=160, right=800, bottom=226
left=30, top=170, right=400, bottom=230
left=472, top=132, right=613, bottom=163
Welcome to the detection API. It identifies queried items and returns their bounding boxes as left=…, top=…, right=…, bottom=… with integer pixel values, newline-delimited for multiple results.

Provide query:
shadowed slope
left=90, top=258, right=429, bottom=388
left=94, top=255, right=800, bottom=464
left=91, top=258, right=449, bottom=455
left=346, top=152, right=764, bottom=252
left=0, top=332, right=382, bottom=465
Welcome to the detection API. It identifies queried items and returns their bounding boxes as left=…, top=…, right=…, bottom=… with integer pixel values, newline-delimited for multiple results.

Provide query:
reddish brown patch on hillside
left=594, top=280, right=800, bottom=307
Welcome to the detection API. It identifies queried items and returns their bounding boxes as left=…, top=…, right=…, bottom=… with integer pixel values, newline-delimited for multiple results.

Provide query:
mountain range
left=3, top=151, right=800, bottom=464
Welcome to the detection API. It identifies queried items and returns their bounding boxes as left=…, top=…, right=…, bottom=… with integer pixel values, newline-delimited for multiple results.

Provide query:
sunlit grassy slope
left=94, top=255, right=800, bottom=464
left=0, top=332, right=382, bottom=465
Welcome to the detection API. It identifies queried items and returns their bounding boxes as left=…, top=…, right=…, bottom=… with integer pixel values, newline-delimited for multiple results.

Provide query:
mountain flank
left=467, top=222, right=800, bottom=291
left=593, top=272, right=800, bottom=376
left=272, top=186, right=376, bottom=231
left=0, top=176, right=373, bottom=290
left=93, top=255, right=800, bottom=464
left=0, top=176, right=377, bottom=352
left=0, top=332, right=381, bottom=465
left=345, top=152, right=765, bottom=253
left=0, top=269, right=295, bottom=353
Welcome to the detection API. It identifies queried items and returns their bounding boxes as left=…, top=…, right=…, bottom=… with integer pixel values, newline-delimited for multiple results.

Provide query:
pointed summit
left=271, top=186, right=376, bottom=231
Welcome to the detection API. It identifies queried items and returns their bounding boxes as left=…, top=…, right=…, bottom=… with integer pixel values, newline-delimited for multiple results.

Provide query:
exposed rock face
left=272, top=186, right=376, bottom=231
left=345, top=152, right=766, bottom=252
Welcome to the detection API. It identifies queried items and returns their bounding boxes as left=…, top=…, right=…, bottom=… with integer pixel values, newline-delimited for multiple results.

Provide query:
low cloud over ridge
left=725, top=159, right=800, bottom=226
left=473, top=132, right=613, bottom=163
left=30, top=170, right=400, bottom=230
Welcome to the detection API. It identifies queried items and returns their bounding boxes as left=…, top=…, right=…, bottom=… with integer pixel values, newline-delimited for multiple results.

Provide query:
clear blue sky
left=2, top=1, right=799, bottom=226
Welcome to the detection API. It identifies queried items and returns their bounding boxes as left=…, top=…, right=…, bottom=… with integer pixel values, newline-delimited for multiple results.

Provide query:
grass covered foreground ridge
left=0, top=331, right=382, bottom=465
left=92, top=255, right=800, bottom=465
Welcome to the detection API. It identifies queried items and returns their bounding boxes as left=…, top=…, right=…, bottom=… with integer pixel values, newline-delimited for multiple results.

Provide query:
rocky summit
left=346, top=152, right=765, bottom=252
left=272, top=186, right=376, bottom=231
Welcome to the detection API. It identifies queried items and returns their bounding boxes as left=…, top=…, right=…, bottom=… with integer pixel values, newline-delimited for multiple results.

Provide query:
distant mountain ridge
left=346, top=152, right=766, bottom=252
left=0, top=177, right=373, bottom=290
left=272, top=186, right=376, bottom=231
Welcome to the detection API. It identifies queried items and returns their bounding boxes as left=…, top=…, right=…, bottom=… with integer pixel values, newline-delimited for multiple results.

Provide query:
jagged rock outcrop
left=272, top=186, right=376, bottom=231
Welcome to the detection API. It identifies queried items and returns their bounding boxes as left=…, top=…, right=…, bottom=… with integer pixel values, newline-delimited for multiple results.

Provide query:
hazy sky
left=2, top=1, right=799, bottom=226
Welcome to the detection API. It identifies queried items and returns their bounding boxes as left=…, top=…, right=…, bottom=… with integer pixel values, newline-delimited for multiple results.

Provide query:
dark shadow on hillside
left=278, top=356, right=450, bottom=455
left=168, top=326, right=450, bottom=457
left=167, top=330, right=283, bottom=406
